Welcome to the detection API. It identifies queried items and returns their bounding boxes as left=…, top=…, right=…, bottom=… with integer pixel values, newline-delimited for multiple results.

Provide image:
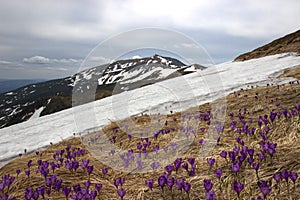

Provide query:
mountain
left=0, top=79, right=46, bottom=94
left=0, top=55, right=205, bottom=129
left=234, top=29, right=300, bottom=61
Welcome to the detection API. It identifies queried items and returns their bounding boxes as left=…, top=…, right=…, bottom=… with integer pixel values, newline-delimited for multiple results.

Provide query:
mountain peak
left=0, top=55, right=205, bottom=129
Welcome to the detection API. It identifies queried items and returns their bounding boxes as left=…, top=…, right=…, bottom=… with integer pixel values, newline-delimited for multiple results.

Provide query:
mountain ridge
left=234, top=29, right=300, bottom=61
left=0, top=55, right=205, bottom=129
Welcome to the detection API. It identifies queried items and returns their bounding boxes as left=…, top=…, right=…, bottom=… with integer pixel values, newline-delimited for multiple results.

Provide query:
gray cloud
left=0, top=0, right=299, bottom=79
left=23, top=56, right=51, bottom=64
left=23, top=56, right=82, bottom=65
left=0, top=60, right=11, bottom=64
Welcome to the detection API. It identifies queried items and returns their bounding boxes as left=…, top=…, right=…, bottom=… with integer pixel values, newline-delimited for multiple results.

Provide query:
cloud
left=0, top=0, right=299, bottom=79
left=0, top=60, right=11, bottom=64
left=23, top=56, right=50, bottom=64
left=97, top=0, right=300, bottom=38
left=89, top=56, right=111, bottom=63
left=0, top=0, right=298, bottom=43
left=23, top=56, right=82, bottom=64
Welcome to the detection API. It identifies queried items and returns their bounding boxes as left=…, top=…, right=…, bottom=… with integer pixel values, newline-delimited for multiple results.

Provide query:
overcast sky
left=0, top=0, right=299, bottom=79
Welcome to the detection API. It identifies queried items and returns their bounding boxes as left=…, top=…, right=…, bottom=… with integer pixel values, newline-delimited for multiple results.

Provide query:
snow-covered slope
left=0, top=53, right=299, bottom=167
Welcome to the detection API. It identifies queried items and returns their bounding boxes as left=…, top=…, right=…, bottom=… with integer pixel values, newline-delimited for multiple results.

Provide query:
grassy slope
left=234, top=30, right=300, bottom=61
left=0, top=68, right=299, bottom=200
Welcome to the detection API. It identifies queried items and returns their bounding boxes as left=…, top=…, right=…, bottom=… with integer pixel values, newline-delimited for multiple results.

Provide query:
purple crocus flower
left=27, top=160, right=32, bottom=168
left=50, top=162, right=56, bottom=173
left=232, top=181, right=244, bottom=198
left=151, top=162, right=160, bottom=170
left=37, top=159, right=42, bottom=166
left=290, top=172, right=298, bottom=184
left=137, top=142, right=142, bottom=150
left=167, top=177, right=175, bottom=189
left=252, top=163, right=260, bottom=172
left=62, top=187, right=71, bottom=198
left=128, top=134, right=132, bottom=140
left=145, top=179, right=154, bottom=190
left=206, top=191, right=216, bottom=200
left=52, top=178, right=62, bottom=191
left=91, top=190, right=98, bottom=199
left=267, top=142, right=277, bottom=157
left=102, top=167, right=108, bottom=175
left=187, top=158, right=195, bottom=166
left=280, top=170, right=290, bottom=182
left=84, top=180, right=91, bottom=190
left=119, top=177, right=125, bottom=185
left=207, top=158, right=215, bottom=167
left=230, top=161, right=241, bottom=173
left=73, top=184, right=81, bottom=192
left=258, top=180, right=271, bottom=199
left=95, top=183, right=103, bottom=192
left=257, top=153, right=266, bottom=161
left=248, top=148, right=254, bottom=156
left=24, top=187, right=33, bottom=200
left=165, top=165, right=174, bottom=175
left=228, top=151, right=236, bottom=162
left=270, top=111, right=277, bottom=122
left=37, top=185, right=45, bottom=199
left=219, top=150, right=227, bottom=159
left=153, top=145, right=159, bottom=153
left=174, top=158, right=182, bottom=172
left=114, top=177, right=125, bottom=188
left=25, top=169, right=30, bottom=178
left=72, top=160, right=79, bottom=172
left=199, top=139, right=206, bottom=145
left=264, top=126, right=270, bottom=133
left=238, top=154, right=247, bottom=163
left=158, top=175, right=167, bottom=191
left=65, top=160, right=72, bottom=171
left=189, top=169, right=196, bottom=177
left=176, top=179, right=184, bottom=191
left=0, top=182, right=5, bottom=192
left=117, top=188, right=126, bottom=200
left=203, top=179, right=213, bottom=192
left=273, top=173, right=281, bottom=183
left=183, top=182, right=191, bottom=194
left=214, top=169, right=222, bottom=180
left=182, top=162, right=189, bottom=171
left=87, top=165, right=94, bottom=176
left=81, top=159, right=90, bottom=169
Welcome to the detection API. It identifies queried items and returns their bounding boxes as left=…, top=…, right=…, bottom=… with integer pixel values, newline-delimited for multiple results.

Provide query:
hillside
left=0, top=69, right=299, bottom=199
left=234, top=30, right=300, bottom=61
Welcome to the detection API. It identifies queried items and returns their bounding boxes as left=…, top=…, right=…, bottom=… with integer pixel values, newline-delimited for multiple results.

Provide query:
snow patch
left=184, top=65, right=197, bottom=72
left=28, top=107, right=45, bottom=121
left=132, top=55, right=142, bottom=59
left=5, top=92, right=14, bottom=95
